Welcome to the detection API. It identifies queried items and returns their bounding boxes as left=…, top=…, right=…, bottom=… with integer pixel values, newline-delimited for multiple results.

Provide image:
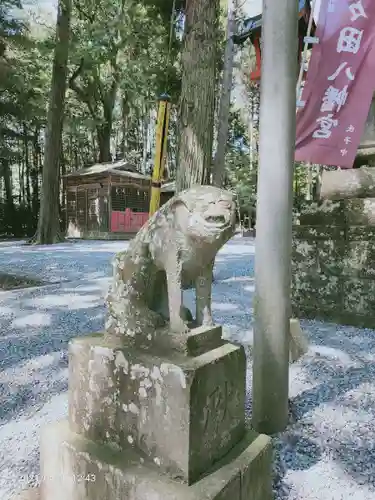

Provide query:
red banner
left=295, top=0, right=375, bottom=168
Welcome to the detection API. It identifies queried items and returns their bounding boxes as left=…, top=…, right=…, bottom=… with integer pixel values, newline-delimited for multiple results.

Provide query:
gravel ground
left=0, top=238, right=375, bottom=499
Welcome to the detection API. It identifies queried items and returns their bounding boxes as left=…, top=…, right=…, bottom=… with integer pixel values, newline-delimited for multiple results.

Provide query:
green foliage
left=0, top=0, right=51, bottom=208
left=1, top=3, right=52, bottom=137
left=0, top=0, right=186, bottom=236
left=0, top=0, right=232, bottom=236
left=63, top=0, right=182, bottom=164
left=224, top=109, right=257, bottom=216
left=141, top=0, right=184, bottom=23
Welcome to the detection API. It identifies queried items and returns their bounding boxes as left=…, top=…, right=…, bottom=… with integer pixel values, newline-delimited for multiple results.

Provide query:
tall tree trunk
left=60, top=145, right=66, bottom=225
left=23, top=123, right=31, bottom=208
left=31, top=126, right=40, bottom=217
left=142, top=103, right=149, bottom=173
left=34, top=0, right=71, bottom=244
left=59, top=145, right=67, bottom=232
left=97, top=121, right=112, bottom=163
left=90, top=131, right=96, bottom=164
left=0, top=158, right=15, bottom=235
left=68, top=131, right=73, bottom=168
left=176, top=0, right=219, bottom=192
left=2, top=159, right=14, bottom=213
left=121, top=96, right=129, bottom=159
left=18, top=160, right=23, bottom=204
left=212, top=0, right=236, bottom=187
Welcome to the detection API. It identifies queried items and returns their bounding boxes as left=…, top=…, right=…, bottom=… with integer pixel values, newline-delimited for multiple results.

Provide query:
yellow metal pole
left=149, top=93, right=171, bottom=216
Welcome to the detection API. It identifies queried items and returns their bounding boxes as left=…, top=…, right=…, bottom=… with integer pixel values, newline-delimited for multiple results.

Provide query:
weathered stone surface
left=316, top=239, right=346, bottom=276
left=292, top=235, right=346, bottom=280
left=291, top=198, right=375, bottom=327
left=39, top=420, right=273, bottom=500
left=132, top=324, right=226, bottom=357
left=293, top=224, right=344, bottom=242
left=292, top=238, right=317, bottom=268
left=184, top=325, right=225, bottom=357
left=298, top=200, right=345, bottom=226
left=68, top=332, right=246, bottom=485
left=345, top=198, right=375, bottom=226
left=347, top=225, right=375, bottom=241
left=105, top=185, right=237, bottom=340
left=342, top=278, right=375, bottom=316
left=11, top=489, right=40, bottom=500
left=292, top=272, right=341, bottom=308
left=320, top=166, right=375, bottom=200
left=343, top=240, right=375, bottom=279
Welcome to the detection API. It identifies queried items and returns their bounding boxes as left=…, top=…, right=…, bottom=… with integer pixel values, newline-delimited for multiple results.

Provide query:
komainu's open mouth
left=205, top=215, right=227, bottom=225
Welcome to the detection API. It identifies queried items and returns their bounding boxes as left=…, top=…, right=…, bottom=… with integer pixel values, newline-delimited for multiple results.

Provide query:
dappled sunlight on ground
left=211, top=302, right=239, bottom=311
left=11, top=312, right=52, bottom=329
left=27, top=292, right=104, bottom=310
left=0, top=237, right=375, bottom=499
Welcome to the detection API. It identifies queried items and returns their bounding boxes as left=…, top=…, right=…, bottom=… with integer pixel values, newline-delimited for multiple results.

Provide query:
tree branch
left=69, top=57, right=84, bottom=87
left=68, top=58, right=96, bottom=117
left=73, top=0, right=95, bottom=23
left=92, top=66, right=105, bottom=104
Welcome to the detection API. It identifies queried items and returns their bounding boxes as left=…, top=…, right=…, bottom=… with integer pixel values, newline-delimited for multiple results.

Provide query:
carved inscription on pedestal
left=189, top=345, right=246, bottom=483
left=202, top=381, right=237, bottom=436
left=200, top=378, right=243, bottom=458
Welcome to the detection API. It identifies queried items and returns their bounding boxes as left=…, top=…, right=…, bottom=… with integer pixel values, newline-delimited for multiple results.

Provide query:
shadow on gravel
left=0, top=272, right=49, bottom=291
left=0, top=353, right=68, bottom=424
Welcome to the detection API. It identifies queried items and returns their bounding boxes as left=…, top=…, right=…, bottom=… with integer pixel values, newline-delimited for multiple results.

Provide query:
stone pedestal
left=38, top=421, right=271, bottom=500
left=68, top=331, right=247, bottom=484
left=16, top=326, right=273, bottom=500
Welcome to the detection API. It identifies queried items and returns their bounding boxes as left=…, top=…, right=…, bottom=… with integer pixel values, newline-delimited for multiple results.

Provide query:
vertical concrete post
left=252, top=0, right=299, bottom=434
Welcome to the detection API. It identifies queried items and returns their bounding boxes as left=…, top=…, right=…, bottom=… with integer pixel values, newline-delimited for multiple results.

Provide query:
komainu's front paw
left=202, top=317, right=214, bottom=327
left=170, top=317, right=190, bottom=334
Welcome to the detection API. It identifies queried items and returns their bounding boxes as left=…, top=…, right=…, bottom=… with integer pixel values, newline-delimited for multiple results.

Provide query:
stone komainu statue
left=105, top=185, right=237, bottom=340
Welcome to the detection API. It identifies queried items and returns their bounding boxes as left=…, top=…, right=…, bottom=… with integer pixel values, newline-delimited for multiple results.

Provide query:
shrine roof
left=63, top=160, right=150, bottom=181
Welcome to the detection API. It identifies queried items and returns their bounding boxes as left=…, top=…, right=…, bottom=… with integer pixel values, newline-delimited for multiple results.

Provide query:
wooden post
left=149, top=94, right=171, bottom=216
left=108, top=175, right=112, bottom=233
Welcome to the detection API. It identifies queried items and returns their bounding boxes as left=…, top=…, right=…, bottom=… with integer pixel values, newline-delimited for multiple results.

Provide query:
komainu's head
left=172, top=185, right=237, bottom=244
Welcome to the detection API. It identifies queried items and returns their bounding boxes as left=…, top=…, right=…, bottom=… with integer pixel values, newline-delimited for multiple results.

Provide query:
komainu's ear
left=168, top=197, right=187, bottom=213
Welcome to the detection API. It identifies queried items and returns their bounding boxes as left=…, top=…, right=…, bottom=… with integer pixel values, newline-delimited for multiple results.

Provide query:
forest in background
left=0, top=0, right=312, bottom=241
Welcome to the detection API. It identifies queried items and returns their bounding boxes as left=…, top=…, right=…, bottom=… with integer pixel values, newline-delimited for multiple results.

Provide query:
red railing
left=111, top=209, right=149, bottom=233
